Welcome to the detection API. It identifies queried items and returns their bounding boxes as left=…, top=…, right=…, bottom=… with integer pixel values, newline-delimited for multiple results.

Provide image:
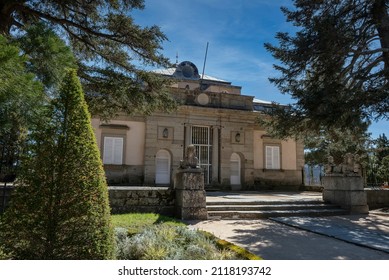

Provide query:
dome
left=173, top=61, right=200, bottom=79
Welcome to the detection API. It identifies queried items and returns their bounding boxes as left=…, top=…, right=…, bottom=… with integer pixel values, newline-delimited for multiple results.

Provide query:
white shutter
left=266, top=146, right=280, bottom=170
left=113, top=138, right=123, bottom=164
left=103, top=137, right=114, bottom=164
left=272, top=146, right=280, bottom=169
left=103, top=137, right=123, bottom=165
left=266, top=146, right=273, bottom=169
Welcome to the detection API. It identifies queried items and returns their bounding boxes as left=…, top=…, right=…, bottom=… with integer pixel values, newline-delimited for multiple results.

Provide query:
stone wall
left=105, top=165, right=144, bottom=185
left=366, top=189, right=389, bottom=210
left=109, top=186, right=175, bottom=215
left=254, top=170, right=303, bottom=191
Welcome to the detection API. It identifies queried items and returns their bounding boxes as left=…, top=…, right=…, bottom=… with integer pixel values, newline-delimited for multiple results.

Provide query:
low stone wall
left=109, top=186, right=175, bottom=215
left=365, top=188, right=389, bottom=210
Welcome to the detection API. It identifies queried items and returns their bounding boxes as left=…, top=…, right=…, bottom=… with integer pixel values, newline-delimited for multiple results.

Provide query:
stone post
left=174, top=144, right=208, bottom=220
left=322, top=175, right=368, bottom=214
left=322, top=154, right=369, bottom=214
left=175, top=169, right=208, bottom=220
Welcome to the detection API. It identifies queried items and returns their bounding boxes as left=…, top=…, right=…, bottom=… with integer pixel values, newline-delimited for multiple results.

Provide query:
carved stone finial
left=342, top=153, right=355, bottom=175
left=324, top=153, right=362, bottom=177
left=353, top=154, right=362, bottom=176
left=179, top=144, right=200, bottom=169
left=324, top=156, right=335, bottom=174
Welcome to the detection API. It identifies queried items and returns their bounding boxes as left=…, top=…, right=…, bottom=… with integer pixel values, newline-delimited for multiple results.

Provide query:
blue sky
left=133, top=0, right=388, bottom=139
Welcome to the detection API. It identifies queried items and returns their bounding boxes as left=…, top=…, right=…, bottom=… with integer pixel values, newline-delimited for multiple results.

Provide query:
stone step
left=206, top=200, right=323, bottom=206
left=206, top=198, right=349, bottom=219
left=207, top=208, right=349, bottom=220
left=207, top=203, right=340, bottom=212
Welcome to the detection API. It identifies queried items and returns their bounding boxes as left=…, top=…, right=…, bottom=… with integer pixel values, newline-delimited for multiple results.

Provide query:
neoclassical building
left=91, top=61, right=304, bottom=190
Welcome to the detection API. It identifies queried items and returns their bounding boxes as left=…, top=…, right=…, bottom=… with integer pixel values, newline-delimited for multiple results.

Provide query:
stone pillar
left=322, top=175, right=369, bottom=214
left=211, top=127, right=219, bottom=185
left=174, top=169, right=208, bottom=220
left=184, top=125, right=192, bottom=149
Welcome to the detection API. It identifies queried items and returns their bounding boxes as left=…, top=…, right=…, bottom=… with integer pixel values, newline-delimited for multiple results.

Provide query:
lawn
left=111, top=212, right=185, bottom=235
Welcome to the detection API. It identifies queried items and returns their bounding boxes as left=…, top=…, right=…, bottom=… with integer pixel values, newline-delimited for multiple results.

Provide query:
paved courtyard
left=189, top=191, right=389, bottom=260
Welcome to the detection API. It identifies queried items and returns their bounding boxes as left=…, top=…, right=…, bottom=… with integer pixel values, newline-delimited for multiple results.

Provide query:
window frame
left=102, top=135, right=125, bottom=165
left=264, top=144, right=281, bottom=170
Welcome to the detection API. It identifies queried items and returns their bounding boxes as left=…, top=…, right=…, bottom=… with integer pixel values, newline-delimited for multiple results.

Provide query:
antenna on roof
left=201, top=42, right=209, bottom=80
left=175, top=52, right=179, bottom=66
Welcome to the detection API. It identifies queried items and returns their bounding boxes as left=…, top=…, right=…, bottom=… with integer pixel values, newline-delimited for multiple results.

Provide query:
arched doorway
left=155, top=150, right=171, bottom=185
left=230, top=153, right=241, bottom=188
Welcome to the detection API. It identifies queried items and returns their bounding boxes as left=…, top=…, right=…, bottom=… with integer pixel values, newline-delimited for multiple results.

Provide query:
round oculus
left=197, top=93, right=209, bottom=105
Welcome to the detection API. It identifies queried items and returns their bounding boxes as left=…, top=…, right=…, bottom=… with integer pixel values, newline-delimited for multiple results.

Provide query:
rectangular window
left=265, top=145, right=280, bottom=170
left=103, top=136, right=124, bottom=165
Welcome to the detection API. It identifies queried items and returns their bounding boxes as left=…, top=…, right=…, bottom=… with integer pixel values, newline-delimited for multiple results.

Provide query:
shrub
left=0, top=69, right=115, bottom=259
left=115, top=224, right=241, bottom=260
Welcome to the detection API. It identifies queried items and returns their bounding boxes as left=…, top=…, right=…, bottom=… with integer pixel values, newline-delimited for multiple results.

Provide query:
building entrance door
left=230, top=153, right=241, bottom=186
left=155, top=150, right=171, bottom=185
left=191, top=126, right=212, bottom=184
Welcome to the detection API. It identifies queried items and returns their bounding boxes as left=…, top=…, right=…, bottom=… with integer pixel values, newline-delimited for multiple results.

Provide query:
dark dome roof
left=173, top=61, right=200, bottom=79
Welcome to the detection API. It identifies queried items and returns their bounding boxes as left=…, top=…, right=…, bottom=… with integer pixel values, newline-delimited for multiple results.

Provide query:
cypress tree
left=1, top=69, right=115, bottom=259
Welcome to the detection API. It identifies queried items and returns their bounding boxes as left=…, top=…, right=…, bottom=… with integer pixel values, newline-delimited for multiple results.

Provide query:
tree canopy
left=0, top=0, right=175, bottom=118
left=0, top=35, right=44, bottom=178
left=264, top=0, right=389, bottom=137
left=304, top=125, right=370, bottom=165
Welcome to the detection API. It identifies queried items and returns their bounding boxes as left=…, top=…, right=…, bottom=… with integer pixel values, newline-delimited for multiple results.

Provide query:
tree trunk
left=0, top=0, right=17, bottom=35
left=372, top=0, right=389, bottom=77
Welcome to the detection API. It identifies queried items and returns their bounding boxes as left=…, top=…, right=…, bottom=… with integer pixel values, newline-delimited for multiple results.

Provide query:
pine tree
left=0, top=35, right=44, bottom=180
left=0, top=0, right=176, bottom=118
left=264, top=0, right=389, bottom=137
left=374, top=134, right=389, bottom=184
left=375, top=133, right=389, bottom=162
left=0, top=69, right=115, bottom=259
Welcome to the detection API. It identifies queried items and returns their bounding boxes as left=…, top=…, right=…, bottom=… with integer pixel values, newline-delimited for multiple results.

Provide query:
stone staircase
left=207, top=199, right=348, bottom=219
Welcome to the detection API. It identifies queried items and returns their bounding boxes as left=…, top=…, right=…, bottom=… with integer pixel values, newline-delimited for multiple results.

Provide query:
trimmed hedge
left=0, top=69, right=114, bottom=259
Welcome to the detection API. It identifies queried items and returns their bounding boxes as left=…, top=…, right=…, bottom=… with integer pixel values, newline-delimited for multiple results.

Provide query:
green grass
left=111, top=213, right=185, bottom=235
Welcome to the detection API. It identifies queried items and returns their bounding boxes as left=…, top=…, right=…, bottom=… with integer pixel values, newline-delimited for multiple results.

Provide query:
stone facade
left=92, top=61, right=304, bottom=190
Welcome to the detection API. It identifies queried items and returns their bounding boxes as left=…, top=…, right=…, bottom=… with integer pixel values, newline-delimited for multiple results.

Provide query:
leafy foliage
left=304, top=125, right=371, bottom=165
left=16, top=23, right=78, bottom=92
left=115, top=225, right=240, bottom=260
left=0, top=0, right=176, bottom=118
left=375, top=133, right=389, bottom=162
left=264, top=0, right=389, bottom=137
left=0, top=35, right=44, bottom=179
left=377, top=156, right=389, bottom=183
left=0, top=69, right=115, bottom=259
left=368, top=133, right=389, bottom=184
